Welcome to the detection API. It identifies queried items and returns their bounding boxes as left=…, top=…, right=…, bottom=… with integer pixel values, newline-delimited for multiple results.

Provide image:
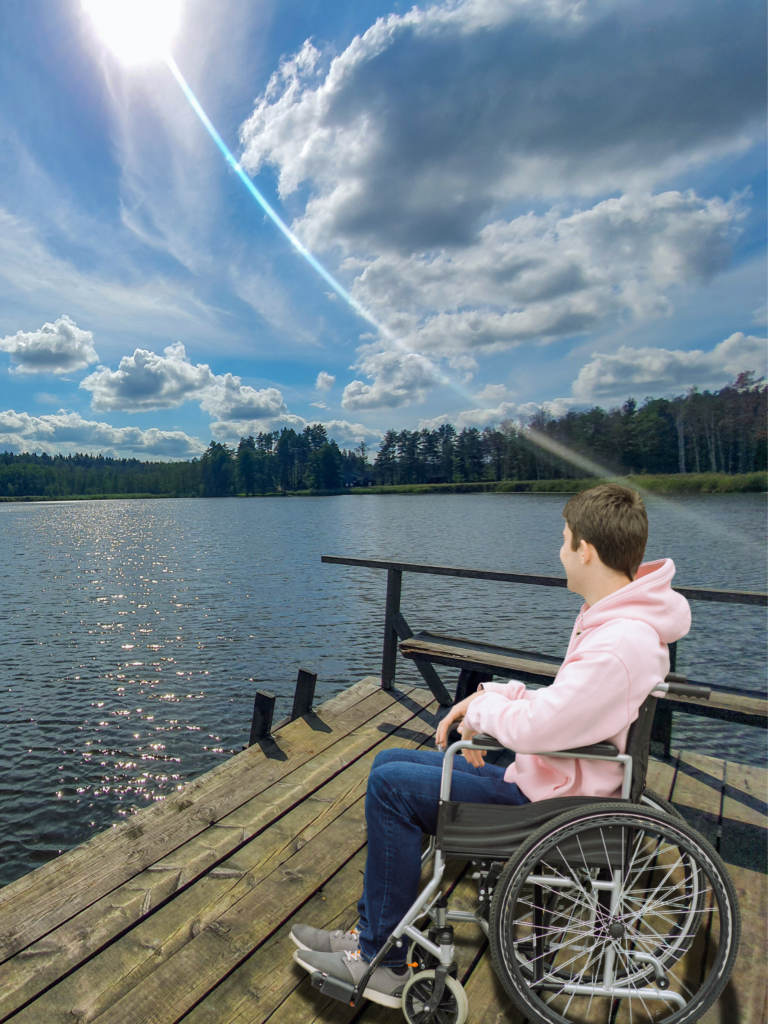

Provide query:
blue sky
left=0, top=0, right=765, bottom=458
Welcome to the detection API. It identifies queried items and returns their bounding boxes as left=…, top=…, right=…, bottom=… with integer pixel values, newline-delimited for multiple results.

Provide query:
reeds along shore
left=342, top=472, right=768, bottom=495
left=0, top=471, right=765, bottom=501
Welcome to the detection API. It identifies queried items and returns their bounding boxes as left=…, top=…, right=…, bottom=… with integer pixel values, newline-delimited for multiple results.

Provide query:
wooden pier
left=0, top=677, right=765, bottom=1024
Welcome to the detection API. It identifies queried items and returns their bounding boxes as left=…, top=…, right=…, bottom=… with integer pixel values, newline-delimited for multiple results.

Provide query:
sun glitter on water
left=82, top=0, right=183, bottom=65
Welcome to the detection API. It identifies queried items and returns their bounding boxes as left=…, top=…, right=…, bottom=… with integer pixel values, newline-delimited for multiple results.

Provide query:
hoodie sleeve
left=476, top=680, right=529, bottom=701
left=464, top=647, right=632, bottom=753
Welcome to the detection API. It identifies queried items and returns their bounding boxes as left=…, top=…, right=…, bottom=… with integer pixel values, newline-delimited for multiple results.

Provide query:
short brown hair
left=563, top=484, right=648, bottom=579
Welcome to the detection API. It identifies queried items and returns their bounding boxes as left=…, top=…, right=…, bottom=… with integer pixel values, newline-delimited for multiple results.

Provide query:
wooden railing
left=321, top=555, right=767, bottom=755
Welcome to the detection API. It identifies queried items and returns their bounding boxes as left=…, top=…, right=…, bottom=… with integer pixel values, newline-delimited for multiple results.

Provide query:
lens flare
left=83, top=0, right=182, bottom=65
left=164, top=55, right=381, bottom=334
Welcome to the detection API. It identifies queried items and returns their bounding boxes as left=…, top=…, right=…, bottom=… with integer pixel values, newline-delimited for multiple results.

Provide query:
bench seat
left=399, top=630, right=562, bottom=685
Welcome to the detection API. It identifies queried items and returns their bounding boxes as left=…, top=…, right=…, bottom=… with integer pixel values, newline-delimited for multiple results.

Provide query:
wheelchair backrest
left=625, top=694, right=658, bottom=803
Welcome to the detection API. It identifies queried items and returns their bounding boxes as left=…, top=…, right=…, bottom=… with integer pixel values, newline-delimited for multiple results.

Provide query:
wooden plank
left=722, top=760, right=768, bottom=829
left=661, top=690, right=767, bottom=723
left=645, top=756, right=676, bottom=800
left=182, top=851, right=368, bottom=1024
left=83, top=794, right=373, bottom=1024
left=0, top=680, right=407, bottom=963
left=670, top=750, right=724, bottom=819
left=33, top=704, right=435, bottom=1024
left=14, top=762, right=378, bottom=1023
left=461, top=947, right=524, bottom=1023
left=400, top=637, right=559, bottom=680
left=698, top=863, right=768, bottom=1024
left=408, top=632, right=562, bottom=667
left=199, top=857, right=467, bottom=1024
left=0, top=689, right=438, bottom=1020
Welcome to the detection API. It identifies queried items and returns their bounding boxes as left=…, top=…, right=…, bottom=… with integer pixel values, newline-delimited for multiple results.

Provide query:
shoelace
left=344, top=949, right=363, bottom=963
left=332, top=927, right=360, bottom=940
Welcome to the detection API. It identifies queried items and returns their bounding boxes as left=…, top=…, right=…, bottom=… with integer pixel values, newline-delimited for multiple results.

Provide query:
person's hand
left=458, top=721, right=486, bottom=767
left=435, top=692, right=488, bottom=766
left=435, top=692, right=480, bottom=750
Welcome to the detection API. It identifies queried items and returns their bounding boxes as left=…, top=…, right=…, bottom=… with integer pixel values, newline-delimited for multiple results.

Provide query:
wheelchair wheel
left=489, top=802, right=740, bottom=1024
left=401, top=970, right=468, bottom=1024
left=641, top=788, right=683, bottom=819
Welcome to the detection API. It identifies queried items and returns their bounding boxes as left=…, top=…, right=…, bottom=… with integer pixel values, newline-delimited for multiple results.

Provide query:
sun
left=82, top=0, right=183, bottom=65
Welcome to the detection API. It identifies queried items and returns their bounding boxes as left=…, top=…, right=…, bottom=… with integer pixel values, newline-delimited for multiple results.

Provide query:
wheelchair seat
left=437, top=693, right=659, bottom=861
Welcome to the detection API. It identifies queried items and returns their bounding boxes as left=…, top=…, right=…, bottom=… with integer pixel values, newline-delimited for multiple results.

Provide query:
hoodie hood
left=579, top=558, right=691, bottom=644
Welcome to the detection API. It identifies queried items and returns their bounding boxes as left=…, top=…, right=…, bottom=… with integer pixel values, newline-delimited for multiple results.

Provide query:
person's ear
left=579, top=539, right=593, bottom=564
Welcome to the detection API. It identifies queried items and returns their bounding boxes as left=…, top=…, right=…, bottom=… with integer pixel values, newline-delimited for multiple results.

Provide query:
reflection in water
left=0, top=493, right=764, bottom=886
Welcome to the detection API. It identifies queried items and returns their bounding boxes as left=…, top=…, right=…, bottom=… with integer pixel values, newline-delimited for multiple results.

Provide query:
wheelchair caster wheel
left=402, top=970, right=468, bottom=1024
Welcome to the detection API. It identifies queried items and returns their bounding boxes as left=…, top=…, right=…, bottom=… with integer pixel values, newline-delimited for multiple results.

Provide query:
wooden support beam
left=411, top=655, right=454, bottom=707
left=381, top=568, right=402, bottom=690
left=291, top=670, right=317, bottom=721
left=248, top=690, right=276, bottom=746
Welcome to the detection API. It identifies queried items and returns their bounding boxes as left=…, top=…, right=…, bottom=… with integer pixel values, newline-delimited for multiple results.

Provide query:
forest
left=0, top=374, right=764, bottom=498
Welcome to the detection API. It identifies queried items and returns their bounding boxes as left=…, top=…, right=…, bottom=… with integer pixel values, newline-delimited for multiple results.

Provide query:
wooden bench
left=399, top=630, right=562, bottom=700
left=399, top=630, right=768, bottom=756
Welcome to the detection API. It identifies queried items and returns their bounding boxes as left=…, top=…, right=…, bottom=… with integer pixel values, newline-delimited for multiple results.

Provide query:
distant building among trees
left=0, top=374, right=764, bottom=497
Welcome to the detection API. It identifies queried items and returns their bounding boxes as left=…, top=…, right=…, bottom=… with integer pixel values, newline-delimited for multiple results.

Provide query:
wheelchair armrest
left=470, top=733, right=506, bottom=750
left=557, top=743, right=620, bottom=757
left=654, top=681, right=711, bottom=699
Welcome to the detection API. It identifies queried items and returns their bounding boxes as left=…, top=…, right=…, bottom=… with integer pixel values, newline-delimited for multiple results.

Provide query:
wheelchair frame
left=311, top=679, right=723, bottom=1018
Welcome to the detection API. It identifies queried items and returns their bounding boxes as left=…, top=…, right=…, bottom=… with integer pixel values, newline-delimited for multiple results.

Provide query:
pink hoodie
left=463, top=559, right=691, bottom=801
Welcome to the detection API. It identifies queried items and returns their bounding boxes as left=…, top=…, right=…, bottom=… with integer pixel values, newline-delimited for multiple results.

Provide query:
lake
left=0, top=492, right=765, bottom=887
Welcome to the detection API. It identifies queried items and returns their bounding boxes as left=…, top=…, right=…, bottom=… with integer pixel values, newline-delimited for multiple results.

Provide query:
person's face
left=560, top=522, right=586, bottom=592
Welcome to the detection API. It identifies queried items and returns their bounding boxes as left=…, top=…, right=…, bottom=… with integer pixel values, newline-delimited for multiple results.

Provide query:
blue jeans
left=356, top=747, right=529, bottom=964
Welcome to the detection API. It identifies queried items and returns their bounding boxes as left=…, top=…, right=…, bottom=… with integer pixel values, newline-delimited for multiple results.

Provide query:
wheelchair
left=312, top=681, right=741, bottom=1023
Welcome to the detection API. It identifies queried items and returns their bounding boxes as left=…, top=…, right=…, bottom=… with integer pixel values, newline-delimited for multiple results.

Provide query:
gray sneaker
left=290, top=924, right=360, bottom=953
left=293, top=948, right=411, bottom=1009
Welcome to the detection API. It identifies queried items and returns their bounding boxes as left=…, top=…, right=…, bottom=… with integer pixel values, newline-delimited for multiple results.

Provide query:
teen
left=291, top=484, right=691, bottom=1008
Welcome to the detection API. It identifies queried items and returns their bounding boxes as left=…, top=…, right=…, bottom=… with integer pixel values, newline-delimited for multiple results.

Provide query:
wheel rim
left=493, top=809, right=738, bottom=1023
left=403, top=972, right=465, bottom=1024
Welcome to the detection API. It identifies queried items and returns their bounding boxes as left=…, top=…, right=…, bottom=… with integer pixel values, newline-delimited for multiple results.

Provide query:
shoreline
left=0, top=471, right=765, bottom=502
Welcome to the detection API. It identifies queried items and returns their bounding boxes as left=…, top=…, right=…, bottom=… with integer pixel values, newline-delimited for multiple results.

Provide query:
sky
left=0, top=0, right=765, bottom=460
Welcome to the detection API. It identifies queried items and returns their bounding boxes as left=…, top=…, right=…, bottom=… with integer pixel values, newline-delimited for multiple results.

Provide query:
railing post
left=248, top=690, right=276, bottom=746
left=381, top=568, right=402, bottom=690
left=291, top=669, right=317, bottom=720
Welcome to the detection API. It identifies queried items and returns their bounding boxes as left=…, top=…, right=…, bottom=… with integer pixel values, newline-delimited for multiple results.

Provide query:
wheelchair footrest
left=310, top=969, right=356, bottom=1004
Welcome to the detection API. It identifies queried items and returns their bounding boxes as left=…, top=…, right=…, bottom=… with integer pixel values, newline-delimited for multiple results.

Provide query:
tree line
left=372, top=372, right=767, bottom=485
left=0, top=373, right=763, bottom=498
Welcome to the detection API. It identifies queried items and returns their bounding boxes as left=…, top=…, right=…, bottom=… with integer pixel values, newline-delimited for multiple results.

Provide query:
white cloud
left=454, top=402, right=521, bottom=428
left=240, top=0, right=762, bottom=255
left=77, top=342, right=372, bottom=444
left=199, top=375, right=289, bottom=422
left=0, top=409, right=205, bottom=459
left=0, top=315, right=98, bottom=374
left=353, top=191, right=743, bottom=356
left=315, top=370, right=336, bottom=392
left=0, top=208, right=222, bottom=350
left=238, top=0, right=761, bottom=414
left=338, top=190, right=744, bottom=408
left=80, top=342, right=216, bottom=411
left=322, top=419, right=381, bottom=444
left=341, top=346, right=443, bottom=410
left=572, top=333, right=768, bottom=402
left=210, top=413, right=378, bottom=445
left=80, top=344, right=296, bottom=432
